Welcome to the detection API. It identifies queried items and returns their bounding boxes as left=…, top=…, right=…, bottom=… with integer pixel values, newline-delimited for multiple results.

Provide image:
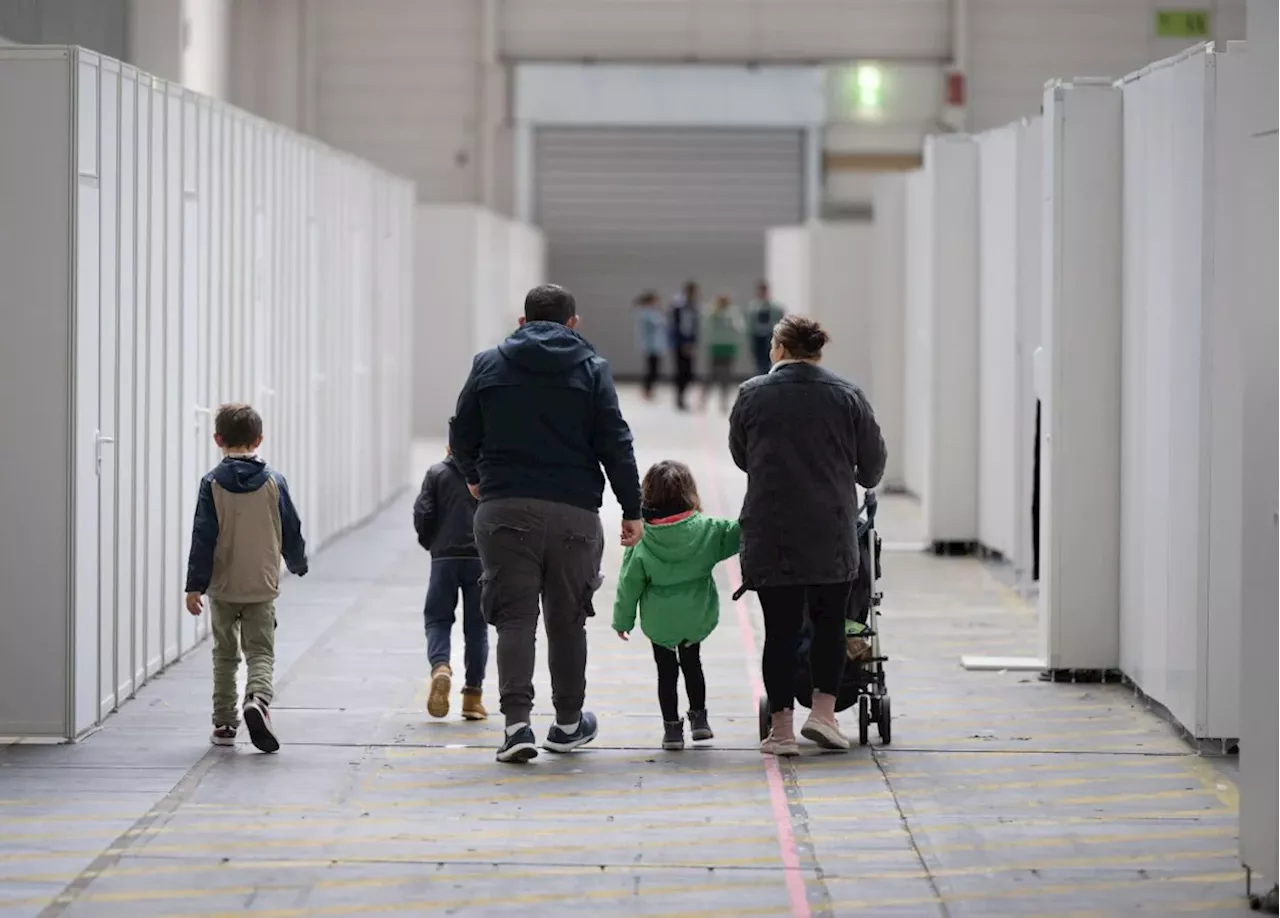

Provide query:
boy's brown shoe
left=461, top=686, right=488, bottom=721
left=427, top=664, right=452, bottom=718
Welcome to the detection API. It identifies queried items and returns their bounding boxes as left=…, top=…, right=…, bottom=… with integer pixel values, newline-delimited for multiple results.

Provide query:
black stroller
left=755, top=490, right=891, bottom=746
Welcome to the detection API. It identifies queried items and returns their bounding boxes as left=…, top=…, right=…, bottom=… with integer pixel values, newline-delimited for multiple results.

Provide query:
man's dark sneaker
left=688, top=709, right=714, bottom=742
left=543, top=711, right=599, bottom=753
left=662, top=720, right=685, bottom=751
left=243, top=697, right=280, bottom=753
left=496, top=724, right=539, bottom=763
left=210, top=725, right=237, bottom=746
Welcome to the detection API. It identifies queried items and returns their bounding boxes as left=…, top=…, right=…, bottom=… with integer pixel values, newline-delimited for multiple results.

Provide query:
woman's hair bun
left=772, top=314, right=829, bottom=359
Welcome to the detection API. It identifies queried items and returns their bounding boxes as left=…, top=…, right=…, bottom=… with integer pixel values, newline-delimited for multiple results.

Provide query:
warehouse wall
left=969, top=0, right=1247, bottom=131
left=212, top=0, right=1250, bottom=212
left=0, top=0, right=127, bottom=58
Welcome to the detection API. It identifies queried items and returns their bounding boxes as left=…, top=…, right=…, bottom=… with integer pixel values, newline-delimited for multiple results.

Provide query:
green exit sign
left=1156, top=9, right=1211, bottom=37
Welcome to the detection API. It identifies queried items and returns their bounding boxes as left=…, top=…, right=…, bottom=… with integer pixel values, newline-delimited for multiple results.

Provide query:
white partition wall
left=976, top=118, right=1042, bottom=578
left=764, top=221, right=874, bottom=386
left=1238, top=0, right=1279, bottom=892
left=413, top=205, right=547, bottom=438
left=0, top=46, right=415, bottom=739
left=870, top=175, right=907, bottom=491
left=1038, top=80, right=1124, bottom=672
left=900, top=136, right=980, bottom=545
left=1117, top=44, right=1247, bottom=740
left=765, top=225, right=810, bottom=319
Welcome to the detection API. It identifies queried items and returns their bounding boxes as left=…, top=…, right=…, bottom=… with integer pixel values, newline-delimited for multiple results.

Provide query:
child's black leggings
left=652, top=641, right=706, bottom=722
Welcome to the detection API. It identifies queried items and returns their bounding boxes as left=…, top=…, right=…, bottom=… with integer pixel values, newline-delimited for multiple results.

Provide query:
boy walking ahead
left=413, top=447, right=488, bottom=721
left=185, top=404, right=308, bottom=752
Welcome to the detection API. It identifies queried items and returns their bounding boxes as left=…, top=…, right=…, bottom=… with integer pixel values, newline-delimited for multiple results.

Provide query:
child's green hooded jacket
left=612, top=511, right=741, bottom=648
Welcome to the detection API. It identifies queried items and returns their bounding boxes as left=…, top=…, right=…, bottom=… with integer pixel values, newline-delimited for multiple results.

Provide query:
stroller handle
left=857, top=489, right=878, bottom=533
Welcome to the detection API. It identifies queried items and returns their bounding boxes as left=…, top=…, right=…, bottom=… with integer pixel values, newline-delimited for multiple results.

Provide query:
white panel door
left=97, top=62, right=121, bottom=719
left=146, top=79, right=166, bottom=677
left=116, top=68, right=138, bottom=700
left=164, top=87, right=182, bottom=664
left=133, top=76, right=153, bottom=686
left=179, top=92, right=200, bottom=655
left=194, top=98, right=213, bottom=643
left=74, top=54, right=103, bottom=735
left=977, top=127, right=1018, bottom=559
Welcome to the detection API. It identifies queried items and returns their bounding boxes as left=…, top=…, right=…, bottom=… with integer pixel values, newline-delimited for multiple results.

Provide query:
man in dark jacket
left=449, top=284, right=643, bottom=763
left=413, top=448, right=488, bottom=722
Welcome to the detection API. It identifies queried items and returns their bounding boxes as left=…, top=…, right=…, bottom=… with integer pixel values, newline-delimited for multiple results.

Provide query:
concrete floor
left=0, top=390, right=1251, bottom=917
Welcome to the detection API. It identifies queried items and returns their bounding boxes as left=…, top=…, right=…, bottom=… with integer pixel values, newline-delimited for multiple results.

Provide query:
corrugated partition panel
left=809, top=223, right=874, bottom=389
left=1014, top=117, right=1043, bottom=586
left=870, top=175, right=907, bottom=492
left=924, top=136, right=980, bottom=543
left=62, top=48, right=414, bottom=737
left=1038, top=79, right=1124, bottom=673
left=977, top=126, right=1019, bottom=560
left=901, top=169, right=932, bottom=503
left=1118, top=45, right=1243, bottom=739
left=765, top=226, right=810, bottom=318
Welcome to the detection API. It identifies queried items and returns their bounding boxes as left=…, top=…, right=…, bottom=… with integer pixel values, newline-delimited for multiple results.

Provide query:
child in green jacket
left=613, top=461, right=741, bottom=750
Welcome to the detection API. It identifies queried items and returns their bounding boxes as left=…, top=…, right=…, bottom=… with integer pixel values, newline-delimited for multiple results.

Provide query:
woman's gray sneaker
left=662, top=720, right=685, bottom=750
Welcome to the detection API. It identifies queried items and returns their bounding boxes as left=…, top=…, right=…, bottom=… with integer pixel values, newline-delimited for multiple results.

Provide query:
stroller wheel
left=877, top=694, right=892, bottom=745
left=757, top=697, right=770, bottom=742
left=857, top=695, right=870, bottom=746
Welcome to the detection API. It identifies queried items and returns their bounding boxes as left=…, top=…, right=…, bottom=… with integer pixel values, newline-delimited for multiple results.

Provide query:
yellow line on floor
left=829, top=869, right=1245, bottom=911
left=148, top=875, right=785, bottom=916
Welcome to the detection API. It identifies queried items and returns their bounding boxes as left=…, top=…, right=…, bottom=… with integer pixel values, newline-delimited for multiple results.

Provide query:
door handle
left=95, top=430, right=114, bottom=476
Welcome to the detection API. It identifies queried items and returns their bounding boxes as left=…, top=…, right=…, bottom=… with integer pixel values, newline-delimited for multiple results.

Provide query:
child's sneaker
left=243, top=697, right=280, bottom=753
left=427, top=663, right=452, bottom=718
left=461, top=686, right=487, bottom=721
left=688, top=709, right=714, bottom=741
left=210, top=725, right=237, bottom=746
left=662, top=720, right=685, bottom=750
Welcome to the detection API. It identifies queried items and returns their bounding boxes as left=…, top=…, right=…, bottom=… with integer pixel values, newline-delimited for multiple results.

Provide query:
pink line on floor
left=700, top=421, right=811, bottom=918
left=729, top=563, right=811, bottom=918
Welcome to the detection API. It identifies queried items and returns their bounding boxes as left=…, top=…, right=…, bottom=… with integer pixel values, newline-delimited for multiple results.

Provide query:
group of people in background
left=634, top=279, right=785, bottom=412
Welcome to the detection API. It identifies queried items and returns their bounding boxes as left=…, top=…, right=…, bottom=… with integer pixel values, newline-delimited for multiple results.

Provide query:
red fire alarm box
left=945, top=70, right=966, bottom=107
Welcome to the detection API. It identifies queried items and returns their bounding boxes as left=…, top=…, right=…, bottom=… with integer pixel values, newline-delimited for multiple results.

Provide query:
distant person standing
left=701, top=294, right=744, bottom=413
left=670, top=280, right=700, bottom=411
left=747, top=281, right=785, bottom=377
left=450, top=284, right=644, bottom=764
left=633, top=290, right=666, bottom=400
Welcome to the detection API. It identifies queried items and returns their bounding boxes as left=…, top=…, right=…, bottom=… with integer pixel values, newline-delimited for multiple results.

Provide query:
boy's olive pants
left=210, top=599, right=276, bottom=727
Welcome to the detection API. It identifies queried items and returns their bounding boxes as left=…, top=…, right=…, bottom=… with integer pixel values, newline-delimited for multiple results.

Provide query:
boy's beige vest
left=209, top=477, right=283, bottom=602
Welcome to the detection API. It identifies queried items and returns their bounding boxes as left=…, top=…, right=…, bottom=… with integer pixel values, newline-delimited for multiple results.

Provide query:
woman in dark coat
left=729, top=315, right=887, bottom=755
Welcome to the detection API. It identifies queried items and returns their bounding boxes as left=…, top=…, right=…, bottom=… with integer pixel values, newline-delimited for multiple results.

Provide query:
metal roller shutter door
left=534, top=128, right=804, bottom=377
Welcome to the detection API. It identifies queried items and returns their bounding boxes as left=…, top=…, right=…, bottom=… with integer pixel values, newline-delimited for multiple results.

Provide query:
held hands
left=621, top=519, right=643, bottom=547
left=467, top=482, right=481, bottom=500
left=185, top=592, right=204, bottom=617
left=616, top=631, right=630, bottom=641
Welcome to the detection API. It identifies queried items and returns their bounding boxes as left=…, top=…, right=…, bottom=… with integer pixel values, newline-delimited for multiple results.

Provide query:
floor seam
left=873, top=747, right=951, bottom=918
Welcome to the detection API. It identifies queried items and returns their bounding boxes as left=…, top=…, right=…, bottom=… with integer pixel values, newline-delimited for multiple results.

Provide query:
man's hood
left=497, top=321, right=596, bottom=375
left=212, top=456, right=271, bottom=493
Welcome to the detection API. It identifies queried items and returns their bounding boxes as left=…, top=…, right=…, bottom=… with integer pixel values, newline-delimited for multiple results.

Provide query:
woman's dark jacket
left=729, top=361, right=887, bottom=589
